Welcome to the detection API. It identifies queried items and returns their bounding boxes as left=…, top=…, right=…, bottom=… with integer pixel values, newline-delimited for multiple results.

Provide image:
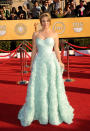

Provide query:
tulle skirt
left=18, top=52, right=74, bottom=126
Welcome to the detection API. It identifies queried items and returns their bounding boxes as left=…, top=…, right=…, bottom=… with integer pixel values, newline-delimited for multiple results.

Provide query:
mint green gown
left=18, top=37, right=74, bottom=126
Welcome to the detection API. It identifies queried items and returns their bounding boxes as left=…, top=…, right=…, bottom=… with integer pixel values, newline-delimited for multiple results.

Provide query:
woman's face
left=41, top=16, right=50, bottom=28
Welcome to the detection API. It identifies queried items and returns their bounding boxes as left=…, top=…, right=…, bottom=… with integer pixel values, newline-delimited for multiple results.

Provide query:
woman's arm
left=30, top=32, right=38, bottom=68
left=54, top=33, right=64, bottom=68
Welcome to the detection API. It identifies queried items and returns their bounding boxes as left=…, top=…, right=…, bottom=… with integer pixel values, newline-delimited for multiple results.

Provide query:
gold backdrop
left=0, top=17, right=90, bottom=40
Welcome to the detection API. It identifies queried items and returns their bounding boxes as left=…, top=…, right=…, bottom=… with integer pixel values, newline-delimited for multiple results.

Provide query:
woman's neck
left=41, top=28, right=50, bottom=32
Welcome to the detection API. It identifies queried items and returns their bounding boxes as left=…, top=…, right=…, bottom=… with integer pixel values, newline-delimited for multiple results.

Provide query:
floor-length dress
left=18, top=37, right=74, bottom=126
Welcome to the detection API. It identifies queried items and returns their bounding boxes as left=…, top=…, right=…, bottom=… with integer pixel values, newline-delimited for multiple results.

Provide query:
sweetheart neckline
left=36, top=37, right=54, bottom=41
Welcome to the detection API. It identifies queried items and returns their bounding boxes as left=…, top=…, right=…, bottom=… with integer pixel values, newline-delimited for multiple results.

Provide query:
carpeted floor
left=0, top=56, right=90, bottom=131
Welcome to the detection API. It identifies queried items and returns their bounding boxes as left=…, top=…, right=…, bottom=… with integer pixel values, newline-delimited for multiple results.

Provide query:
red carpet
left=0, top=56, right=90, bottom=131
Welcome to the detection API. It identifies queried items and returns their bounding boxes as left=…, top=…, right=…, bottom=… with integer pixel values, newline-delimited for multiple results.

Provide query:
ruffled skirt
left=18, top=52, right=74, bottom=126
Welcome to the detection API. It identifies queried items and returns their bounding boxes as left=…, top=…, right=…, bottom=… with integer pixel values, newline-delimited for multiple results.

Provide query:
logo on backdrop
left=0, top=25, right=6, bottom=36
left=15, top=23, right=27, bottom=35
left=73, top=22, right=83, bottom=33
left=52, top=22, right=65, bottom=34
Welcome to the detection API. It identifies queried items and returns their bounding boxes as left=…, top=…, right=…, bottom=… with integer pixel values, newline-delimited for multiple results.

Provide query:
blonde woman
left=18, top=12, right=74, bottom=127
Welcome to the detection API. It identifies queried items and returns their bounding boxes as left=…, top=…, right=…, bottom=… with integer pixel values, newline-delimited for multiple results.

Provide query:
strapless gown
left=18, top=37, right=74, bottom=126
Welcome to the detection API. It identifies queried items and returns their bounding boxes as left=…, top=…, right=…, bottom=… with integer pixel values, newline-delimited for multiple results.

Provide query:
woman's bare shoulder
left=32, top=31, right=39, bottom=38
left=51, top=31, right=58, bottom=38
left=54, top=32, right=58, bottom=37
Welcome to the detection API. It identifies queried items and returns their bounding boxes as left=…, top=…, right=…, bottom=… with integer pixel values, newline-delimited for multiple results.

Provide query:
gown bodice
left=35, top=37, right=54, bottom=57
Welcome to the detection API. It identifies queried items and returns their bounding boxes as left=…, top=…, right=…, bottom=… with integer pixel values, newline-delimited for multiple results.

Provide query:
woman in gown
left=18, top=12, right=74, bottom=127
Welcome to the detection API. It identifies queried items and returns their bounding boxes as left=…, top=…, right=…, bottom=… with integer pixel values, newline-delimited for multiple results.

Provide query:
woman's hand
left=60, top=62, right=65, bottom=69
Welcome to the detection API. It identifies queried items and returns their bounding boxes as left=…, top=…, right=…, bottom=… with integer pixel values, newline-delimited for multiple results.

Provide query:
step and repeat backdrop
left=0, top=17, right=90, bottom=40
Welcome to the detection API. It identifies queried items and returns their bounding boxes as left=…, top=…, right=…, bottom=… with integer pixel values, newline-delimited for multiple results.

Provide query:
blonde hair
left=39, top=13, right=51, bottom=25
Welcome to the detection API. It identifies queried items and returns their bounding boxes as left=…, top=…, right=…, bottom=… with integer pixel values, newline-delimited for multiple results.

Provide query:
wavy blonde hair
left=39, top=13, right=51, bottom=25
